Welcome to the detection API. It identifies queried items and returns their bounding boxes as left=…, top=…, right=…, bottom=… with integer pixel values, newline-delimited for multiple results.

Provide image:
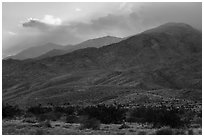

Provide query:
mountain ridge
left=3, top=22, right=202, bottom=107
left=8, top=36, right=123, bottom=60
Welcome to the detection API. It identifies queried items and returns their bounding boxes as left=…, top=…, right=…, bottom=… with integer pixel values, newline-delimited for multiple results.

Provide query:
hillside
left=37, top=36, right=123, bottom=59
left=2, top=23, right=202, bottom=107
left=9, top=43, right=64, bottom=60
left=64, top=35, right=123, bottom=51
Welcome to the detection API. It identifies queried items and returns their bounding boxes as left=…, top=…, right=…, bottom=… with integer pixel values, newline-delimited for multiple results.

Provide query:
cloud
left=65, top=2, right=202, bottom=38
left=22, top=15, right=61, bottom=31
left=42, top=15, right=62, bottom=25
left=3, top=3, right=202, bottom=57
left=8, top=31, right=17, bottom=35
left=75, top=8, right=81, bottom=12
left=22, top=18, right=52, bottom=31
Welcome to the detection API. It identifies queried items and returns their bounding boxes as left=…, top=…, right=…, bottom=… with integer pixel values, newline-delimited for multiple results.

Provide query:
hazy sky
left=2, top=2, right=202, bottom=57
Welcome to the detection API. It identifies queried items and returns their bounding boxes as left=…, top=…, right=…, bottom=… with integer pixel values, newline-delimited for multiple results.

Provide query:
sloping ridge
left=2, top=22, right=202, bottom=106
left=9, top=43, right=64, bottom=60
left=37, top=36, right=123, bottom=59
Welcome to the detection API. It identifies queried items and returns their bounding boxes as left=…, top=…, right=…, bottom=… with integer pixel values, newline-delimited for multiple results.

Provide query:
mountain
left=2, top=23, right=202, bottom=107
left=8, top=43, right=64, bottom=60
left=37, top=36, right=123, bottom=59
left=36, top=49, right=68, bottom=59
left=64, top=35, right=123, bottom=50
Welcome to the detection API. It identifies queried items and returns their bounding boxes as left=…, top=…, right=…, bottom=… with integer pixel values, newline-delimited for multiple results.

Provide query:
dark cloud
left=22, top=19, right=56, bottom=32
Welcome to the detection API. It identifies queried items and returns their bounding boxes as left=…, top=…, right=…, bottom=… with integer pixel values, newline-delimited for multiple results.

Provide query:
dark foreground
left=2, top=119, right=202, bottom=135
left=2, top=102, right=202, bottom=135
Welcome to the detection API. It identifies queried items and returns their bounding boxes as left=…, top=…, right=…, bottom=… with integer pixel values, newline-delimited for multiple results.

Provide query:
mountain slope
left=2, top=23, right=202, bottom=107
left=37, top=36, right=122, bottom=59
left=9, top=43, right=64, bottom=60
left=64, top=35, right=123, bottom=51
left=36, top=49, right=67, bottom=59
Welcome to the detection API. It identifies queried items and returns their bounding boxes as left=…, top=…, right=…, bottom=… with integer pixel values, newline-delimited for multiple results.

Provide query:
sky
left=2, top=2, right=202, bottom=57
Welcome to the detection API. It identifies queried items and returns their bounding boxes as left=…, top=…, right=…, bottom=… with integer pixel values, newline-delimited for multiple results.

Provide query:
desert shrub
left=35, top=112, right=61, bottom=122
left=54, top=105, right=76, bottom=115
left=79, top=104, right=126, bottom=124
left=126, top=105, right=186, bottom=128
left=35, top=129, right=46, bottom=135
left=46, top=112, right=62, bottom=121
left=174, top=129, right=186, bottom=135
left=155, top=127, right=174, bottom=135
left=192, top=116, right=202, bottom=126
left=39, top=120, right=52, bottom=128
left=66, top=115, right=78, bottom=123
left=2, top=103, right=23, bottom=119
left=138, top=131, right=147, bottom=135
left=27, top=104, right=61, bottom=121
left=79, top=116, right=100, bottom=130
left=27, top=104, right=52, bottom=116
left=23, top=117, right=37, bottom=123
left=188, top=129, right=194, bottom=135
left=118, top=123, right=130, bottom=129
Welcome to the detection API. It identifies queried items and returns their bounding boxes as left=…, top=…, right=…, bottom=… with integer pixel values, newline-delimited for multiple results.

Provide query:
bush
left=35, top=129, right=46, bottom=135
left=36, top=112, right=61, bottom=122
left=79, top=116, right=100, bottom=130
left=23, top=117, right=37, bottom=123
left=138, top=131, right=147, bottom=135
left=39, top=120, right=52, bottom=128
left=155, top=127, right=174, bottom=135
left=66, top=115, right=78, bottom=123
left=27, top=104, right=52, bottom=116
left=118, top=123, right=130, bottom=129
left=126, top=105, right=186, bottom=128
left=2, top=103, right=23, bottom=119
left=79, top=104, right=126, bottom=124
left=54, top=106, right=76, bottom=115
left=188, top=129, right=194, bottom=135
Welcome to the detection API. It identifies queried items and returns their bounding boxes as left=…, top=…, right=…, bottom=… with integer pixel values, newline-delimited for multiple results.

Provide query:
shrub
left=27, top=104, right=52, bottom=116
left=155, top=127, right=174, bottom=135
left=79, top=116, right=100, bottom=130
left=2, top=103, right=23, bottom=119
left=118, top=123, right=130, bottom=129
left=138, top=131, right=147, bottom=135
left=54, top=106, right=76, bottom=115
left=35, top=112, right=61, bottom=122
left=35, top=129, right=46, bottom=135
left=39, top=120, right=52, bottom=128
left=79, top=104, right=126, bottom=124
left=23, top=117, right=37, bottom=123
left=126, top=105, right=186, bottom=128
left=188, top=129, right=194, bottom=135
left=174, top=129, right=186, bottom=135
left=66, top=115, right=78, bottom=123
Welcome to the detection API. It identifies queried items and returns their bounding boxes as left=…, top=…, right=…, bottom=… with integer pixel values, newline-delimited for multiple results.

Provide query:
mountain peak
left=159, top=22, right=192, bottom=27
left=156, top=22, right=195, bottom=31
left=143, top=22, right=198, bottom=35
left=103, top=35, right=121, bottom=38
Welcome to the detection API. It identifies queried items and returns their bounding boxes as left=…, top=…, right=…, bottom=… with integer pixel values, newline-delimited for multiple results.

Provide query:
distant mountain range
left=2, top=23, right=202, bottom=107
left=7, top=43, right=64, bottom=60
left=7, top=36, right=123, bottom=60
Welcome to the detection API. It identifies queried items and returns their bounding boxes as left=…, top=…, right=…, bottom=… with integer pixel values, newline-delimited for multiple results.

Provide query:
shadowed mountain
left=8, top=43, right=64, bottom=60
left=2, top=23, right=202, bottom=107
left=37, top=36, right=123, bottom=59
left=36, top=49, right=67, bottom=59
left=64, top=35, right=123, bottom=50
